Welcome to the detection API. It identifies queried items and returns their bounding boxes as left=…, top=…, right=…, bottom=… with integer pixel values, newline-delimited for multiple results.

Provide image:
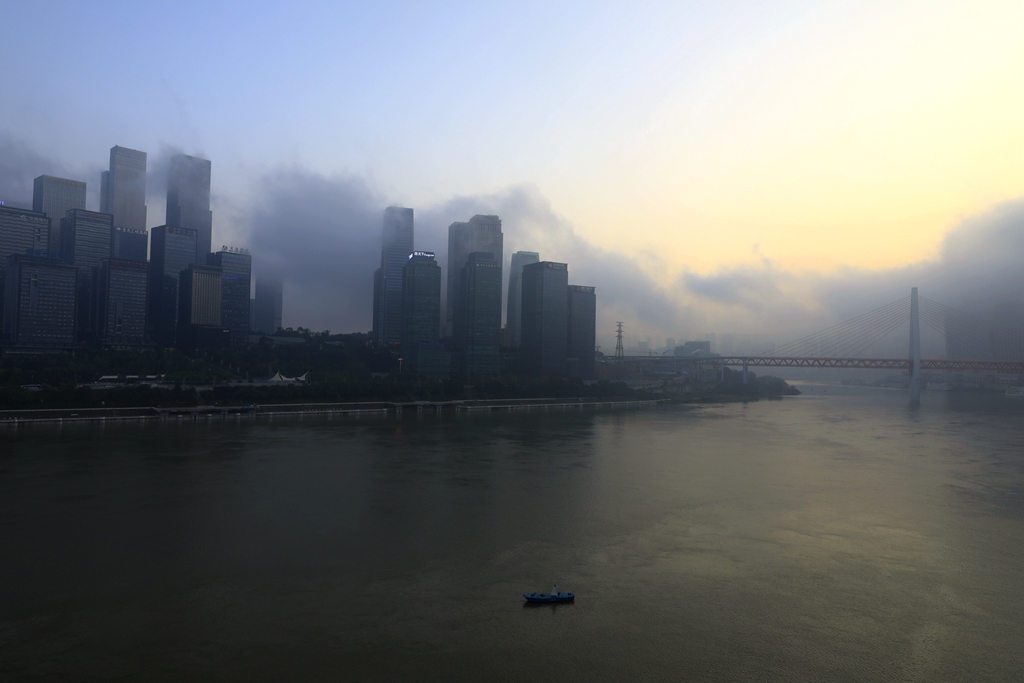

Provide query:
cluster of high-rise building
left=2, top=145, right=596, bottom=376
left=372, top=208, right=596, bottom=379
left=1, top=145, right=283, bottom=351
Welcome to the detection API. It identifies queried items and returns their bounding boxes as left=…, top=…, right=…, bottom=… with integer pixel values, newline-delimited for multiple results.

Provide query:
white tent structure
left=268, top=371, right=309, bottom=383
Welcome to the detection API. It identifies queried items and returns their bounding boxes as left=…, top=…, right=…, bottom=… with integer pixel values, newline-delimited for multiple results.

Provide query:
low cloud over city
left=234, top=157, right=1024, bottom=350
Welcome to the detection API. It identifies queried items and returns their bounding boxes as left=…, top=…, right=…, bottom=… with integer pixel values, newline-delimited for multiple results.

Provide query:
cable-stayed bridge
left=614, top=288, right=1024, bottom=399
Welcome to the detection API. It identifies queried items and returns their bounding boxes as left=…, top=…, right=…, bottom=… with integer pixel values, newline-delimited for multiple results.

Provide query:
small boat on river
left=524, top=585, right=574, bottom=603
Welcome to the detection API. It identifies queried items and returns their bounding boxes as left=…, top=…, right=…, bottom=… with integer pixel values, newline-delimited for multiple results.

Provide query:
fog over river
left=3, top=386, right=1023, bottom=682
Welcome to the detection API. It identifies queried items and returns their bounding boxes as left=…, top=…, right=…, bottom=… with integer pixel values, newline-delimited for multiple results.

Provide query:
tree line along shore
left=1, top=331, right=798, bottom=412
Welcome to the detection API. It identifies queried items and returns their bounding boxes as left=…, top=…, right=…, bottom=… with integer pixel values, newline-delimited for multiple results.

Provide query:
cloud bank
left=677, top=198, right=1024, bottom=339
left=242, top=174, right=690, bottom=341
left=245, top=169, right=384, bottom=333
left=0, top=134, right=72, bottom=209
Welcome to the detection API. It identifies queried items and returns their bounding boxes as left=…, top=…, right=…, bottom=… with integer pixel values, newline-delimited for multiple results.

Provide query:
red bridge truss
left=711, top=357, right=1024, bottom=373
left=618, top=356, right=1024, bottom=373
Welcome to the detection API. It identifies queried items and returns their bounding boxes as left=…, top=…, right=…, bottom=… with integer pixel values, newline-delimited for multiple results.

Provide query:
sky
left=1, top=0, right=1022, bottom=348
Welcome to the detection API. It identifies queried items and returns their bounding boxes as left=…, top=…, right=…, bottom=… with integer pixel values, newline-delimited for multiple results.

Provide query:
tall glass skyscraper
left=567, top=285, right=597, bottom=380
left=96, top=259, right=148, bottom=346
left=3, top=253, right=78, bottom=348
left=110, top=227, right=148, bottom=263
left=59, top=209, right=113, bottom=340
left=373, top=206, right=414, bottom=345
left=32, top=175, right=86, bottom=253
left=0, top=205, right=50, bottom=261
left=254, top=277, right=283, bottom=335
left=60, top=210, right=113, bottom=269
left=167, top=154, right=213, bottom=264
left=446, top=214, right=502, bottom=339
left=521, top=261, right=569, bottom=377
left=506, top=250, right=539, bottom=347
left=177, top=263, right=225, bottom=349
left=401, top=251, right=447, bottom=377
left=401, top=251, right=440, bottom=347
left=101, top=146, right=147, bottom=232
left=458, top=252, right=502, bottom=376
left=372, top=267, right=383, bottom=341
left=149, top=225, right=198, bottom=347
left=0, top=205, right=50, bottom=326
left=208, top=248, right=252, bottom=346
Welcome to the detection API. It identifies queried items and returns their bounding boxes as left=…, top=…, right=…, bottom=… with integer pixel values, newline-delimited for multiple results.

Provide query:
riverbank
left=0, top=374, right=647, bottom=411
left=0, top=397, right=666, bottom=426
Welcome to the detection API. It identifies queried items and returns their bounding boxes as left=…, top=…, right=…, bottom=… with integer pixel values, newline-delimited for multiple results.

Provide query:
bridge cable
left=762, top=297, right=910, bottom=357
left=765, top=296, right=909, bottom=356
left=838, top=308, right=914, bottom=358
left=765, top=299, right=909, bottom=357
left=768, top=298, right=910, bottom=356
left=819, top=306, right=909, bottom=358
left=826, top=301, right=913, bottom=355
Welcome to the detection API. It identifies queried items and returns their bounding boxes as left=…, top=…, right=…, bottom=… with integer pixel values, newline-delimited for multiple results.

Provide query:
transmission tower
left=615, top=322, right=624, bottom=361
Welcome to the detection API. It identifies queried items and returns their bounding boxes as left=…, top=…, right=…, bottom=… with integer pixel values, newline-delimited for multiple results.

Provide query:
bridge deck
left=614, top=356, right=1024, bottom=372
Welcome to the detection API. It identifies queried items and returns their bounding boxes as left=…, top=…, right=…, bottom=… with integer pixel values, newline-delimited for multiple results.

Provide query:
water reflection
left=522, top=602, right=575, bottom=611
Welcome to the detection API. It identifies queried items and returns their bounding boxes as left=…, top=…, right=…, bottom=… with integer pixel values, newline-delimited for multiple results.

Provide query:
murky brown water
left=3, top=386, right=1023, bottom=681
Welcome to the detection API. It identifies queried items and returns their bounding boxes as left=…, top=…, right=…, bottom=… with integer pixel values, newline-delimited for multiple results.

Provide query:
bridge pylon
left=910, top=287, right=921, bottom=402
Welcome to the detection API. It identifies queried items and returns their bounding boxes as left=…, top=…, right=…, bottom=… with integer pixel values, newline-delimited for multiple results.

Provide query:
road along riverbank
left=0, top=397, right=665, bottom=427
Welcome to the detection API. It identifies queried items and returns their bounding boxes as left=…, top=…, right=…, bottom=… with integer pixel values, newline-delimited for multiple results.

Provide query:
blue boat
left=524, top=586, right=574, bottom=603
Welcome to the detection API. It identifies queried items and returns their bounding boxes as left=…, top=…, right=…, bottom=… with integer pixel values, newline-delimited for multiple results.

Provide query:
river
left=2, top=385, right=1023, bottom=681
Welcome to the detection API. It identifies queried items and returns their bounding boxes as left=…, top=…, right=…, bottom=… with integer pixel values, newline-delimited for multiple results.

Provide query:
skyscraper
left=253, top=277, right=283, bottom=335
left=149, top=225, right=198, bottom=346
left=372, top=267, right=383, bottom=341
left=401, top=251, right=441, bottom=348
left=59, top=209, right=113, bottom=340
left=208, top=247, right=252, bottom=346
left=33, top=175, right=86, bottom=253
left=446, top=214, right=502, bottom=338
left=167, top=154, right=213, bottom=263
left=507, top=250, right=539, bottom=347
left=101, top=146, right=147, bottom=232
left=95, top=259, right=148, bottom=346
left=374, top=206, right=414, bottom=345
left=567, top=285, right=597, bottom=379
left=0, top=205, right=50, bottom=261
left=110, top=227, right=148, bottom=262
left=178, top=263, right=227, bottom=349
left=401, top=251, right=447, bottom=377
left=60, top=210, right=113, bottom=269
left=944, top=310, right=1024, bottom=361
left=3, top=253, right=77, bottom=348
left=458, top=252, right=502, bottom=376
left=0, top=205, right=50, bottom=325
left=521, top=261, right=569, bottom=377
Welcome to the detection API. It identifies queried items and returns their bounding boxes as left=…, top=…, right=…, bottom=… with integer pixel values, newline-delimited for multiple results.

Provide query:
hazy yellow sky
left=531, top=1, right=1024, bottom=277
